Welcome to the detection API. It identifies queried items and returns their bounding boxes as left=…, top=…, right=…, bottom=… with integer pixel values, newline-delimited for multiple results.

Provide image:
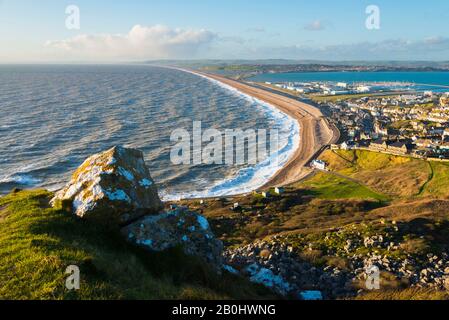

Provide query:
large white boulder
left=51, top=146, right=163, bottom=225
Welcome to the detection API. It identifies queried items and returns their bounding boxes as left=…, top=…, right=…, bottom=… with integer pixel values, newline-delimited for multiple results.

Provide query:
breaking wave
left=161, top=69, right=300, bottom=200
left=0, top=64, right=299, bottom=199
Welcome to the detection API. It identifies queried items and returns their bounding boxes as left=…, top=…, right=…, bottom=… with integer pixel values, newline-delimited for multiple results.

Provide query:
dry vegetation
left=319, top=150, right=441, bottom=198
left=181, top=151, right=449, bottom=249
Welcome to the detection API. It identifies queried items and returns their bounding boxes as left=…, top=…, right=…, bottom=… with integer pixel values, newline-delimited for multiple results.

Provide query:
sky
left=0, top=0, right=449, bottom=62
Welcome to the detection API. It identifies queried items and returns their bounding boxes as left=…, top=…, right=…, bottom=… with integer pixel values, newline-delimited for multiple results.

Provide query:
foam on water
left=161, top=69, right=300, bottom=200
left=0, top=174, right=42, bottom=185
left=0, top=65, right=299, bottom=199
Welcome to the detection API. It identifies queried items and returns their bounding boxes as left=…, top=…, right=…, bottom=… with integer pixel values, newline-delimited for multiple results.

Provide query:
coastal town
left=4, top=0, right=449, bottom=307
left=264, top=81, right=449, bottom=161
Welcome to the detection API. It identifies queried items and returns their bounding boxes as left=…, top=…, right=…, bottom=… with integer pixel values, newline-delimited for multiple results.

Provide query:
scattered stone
left=244, top=263, right=292, bottom=296
left=299, top=291, right=323, bottom=300
left=224, top=240, right=354, bottom=299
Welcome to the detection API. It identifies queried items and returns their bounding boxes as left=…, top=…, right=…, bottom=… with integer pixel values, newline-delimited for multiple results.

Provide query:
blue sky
left=1, top=0, right=449, bottom=62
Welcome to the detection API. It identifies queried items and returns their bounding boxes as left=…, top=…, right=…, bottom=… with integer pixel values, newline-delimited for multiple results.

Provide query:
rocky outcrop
left=51, top=146, right=163, bottom=225
left=122, top=206, right=223, bottom=270
left=225, top=240, right=352, bottom=299
left=52, top=146, right=223, bottom=270
left=225, top=226, right=449, bottom=298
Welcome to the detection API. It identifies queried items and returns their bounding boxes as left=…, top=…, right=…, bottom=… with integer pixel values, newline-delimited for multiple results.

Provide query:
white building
left=341, top=141, right=355, bottom=150
left=311, top=160, right=327, bottom=170
left=356, top=86, right=371, bottom=93
left=274, top=187, right=285, bottom=195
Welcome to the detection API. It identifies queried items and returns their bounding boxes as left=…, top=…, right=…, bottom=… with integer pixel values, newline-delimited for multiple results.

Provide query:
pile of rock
left=224, top=240, right=355, bottom=299
left=357, top=252, right=449, bottom=290
left=316, top=225, right=449, bottom=291
left=52, top=146, right=223, bottom=270
left=225, top=226, right=449, bottom=298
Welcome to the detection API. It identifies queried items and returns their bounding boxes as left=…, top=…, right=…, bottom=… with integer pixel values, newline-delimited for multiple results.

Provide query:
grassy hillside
left=319, top=150, right=445, bottom=198
left=189, top=149, right=449, bottom=300
left=190, top=175, right=449, bottom=300
left=3, top=149, right=449, bottom=300
left=421, top=162, right=449, bottom=198
left=0, top=190, right=273, bottom=300
left=299, top=172, right=389, bottom=202
left=187, top=188, right=387, bottom=247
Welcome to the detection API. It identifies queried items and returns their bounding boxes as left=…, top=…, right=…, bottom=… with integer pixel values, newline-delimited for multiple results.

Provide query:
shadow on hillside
left=397, top=218, right=449, bottom=253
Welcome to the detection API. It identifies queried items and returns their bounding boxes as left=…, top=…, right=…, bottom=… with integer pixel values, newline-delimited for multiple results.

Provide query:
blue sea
left=250, top=71, right=449, bottom=91
left=0, top=65, right=298, bottom=199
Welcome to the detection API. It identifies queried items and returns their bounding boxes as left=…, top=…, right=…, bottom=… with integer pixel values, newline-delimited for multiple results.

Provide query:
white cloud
left=304, top=20, right=325, bottom=31
left=45, top=25, right=217, bottom=61
left=30, top=25, right=449, bottom=62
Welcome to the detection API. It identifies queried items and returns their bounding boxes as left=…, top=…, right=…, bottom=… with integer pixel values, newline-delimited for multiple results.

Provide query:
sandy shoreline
left=194, top=70, right=339, bottom=189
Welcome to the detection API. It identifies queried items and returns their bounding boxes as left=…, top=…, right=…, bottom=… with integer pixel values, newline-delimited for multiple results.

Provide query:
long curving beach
left=196, top=71, right=339, bottom=188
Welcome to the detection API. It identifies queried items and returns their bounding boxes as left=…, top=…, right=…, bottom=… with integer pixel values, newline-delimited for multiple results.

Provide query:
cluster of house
left=259, top=187, right=285, bottom=198
left=333, top=139, right=413, bottom=156
left=267, top=81, right=373, bottom=95
left=230, top=187, right=286, bottom=212
left=323, top=91, right=449, bottom=159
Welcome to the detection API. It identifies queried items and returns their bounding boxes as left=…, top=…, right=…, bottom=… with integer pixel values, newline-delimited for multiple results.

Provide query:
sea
left=250, top=71, right=449, bottom=92
left=0, top=65, right=299, bottom=199
left=3, top=67, right=448, bottom=200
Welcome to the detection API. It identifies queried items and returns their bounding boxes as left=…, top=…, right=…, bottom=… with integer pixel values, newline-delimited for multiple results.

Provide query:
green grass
left=300, top=172, right=389, bottom=202
left=319, top=150, right=434, bottom=198
left=309, top=93, right=397, bottom=103
left=349, top=150, right=412, bottom=171
left=0, top=190, right=274, bottom=300
left=421, top=162, right=449, bottom=198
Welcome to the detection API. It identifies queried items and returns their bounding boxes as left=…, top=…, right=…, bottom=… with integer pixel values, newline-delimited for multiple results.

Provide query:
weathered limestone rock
left=51, top=146, right=163, bottom=225
left=122, top=206, right=223, bottom=269
left=243, top=263, right=292, bottom=296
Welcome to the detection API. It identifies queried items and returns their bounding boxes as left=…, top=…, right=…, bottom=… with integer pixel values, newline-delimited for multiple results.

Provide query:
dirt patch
left=371, top=199, right=449, bottom=221
left=38, top=197, right=52, bottom=209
